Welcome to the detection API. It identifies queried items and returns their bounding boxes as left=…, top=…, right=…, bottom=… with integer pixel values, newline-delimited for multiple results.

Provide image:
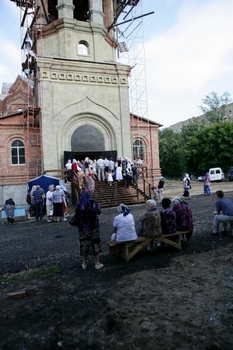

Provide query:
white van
left=209, top=167, right=225, bottom=181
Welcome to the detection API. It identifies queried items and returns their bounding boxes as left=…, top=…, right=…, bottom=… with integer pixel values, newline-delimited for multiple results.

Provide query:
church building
left=0, top=0, right=162, bottom=204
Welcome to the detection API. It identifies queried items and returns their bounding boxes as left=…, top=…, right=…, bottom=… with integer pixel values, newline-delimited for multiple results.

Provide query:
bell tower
left=34, top=0, right=132, bottom=169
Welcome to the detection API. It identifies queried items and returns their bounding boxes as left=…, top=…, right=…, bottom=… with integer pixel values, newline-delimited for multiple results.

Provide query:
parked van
left=209, top=167, right=225, bottom=181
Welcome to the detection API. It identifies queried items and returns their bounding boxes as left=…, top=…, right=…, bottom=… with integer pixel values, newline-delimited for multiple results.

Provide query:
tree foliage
left=159, top=128, right=185, bottom=178
left=199, top=91, right=232, bottom=123
left=184, top=121, right=233, bottom=174
left=158, top=92, right=233, bottom=178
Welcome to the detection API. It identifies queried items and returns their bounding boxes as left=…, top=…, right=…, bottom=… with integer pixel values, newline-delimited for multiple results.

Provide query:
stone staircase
left=92, top=180, right=146, bottom=208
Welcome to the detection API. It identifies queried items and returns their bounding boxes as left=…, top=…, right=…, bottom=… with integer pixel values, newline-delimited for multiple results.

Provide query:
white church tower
left=34, top=0, right=132, bottom=169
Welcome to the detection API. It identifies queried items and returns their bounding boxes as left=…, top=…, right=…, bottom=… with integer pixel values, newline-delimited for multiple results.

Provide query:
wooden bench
left=1, top=206, right=26, bottom=225
left=108, top=231, right=189, bottom=262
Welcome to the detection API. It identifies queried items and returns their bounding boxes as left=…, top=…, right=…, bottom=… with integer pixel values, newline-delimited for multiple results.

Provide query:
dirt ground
left=0, top=181, right=233, bottom=350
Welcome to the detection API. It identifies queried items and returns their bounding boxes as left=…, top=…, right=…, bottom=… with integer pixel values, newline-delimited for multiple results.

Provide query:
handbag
left=69, top=212, right=79, bottom=226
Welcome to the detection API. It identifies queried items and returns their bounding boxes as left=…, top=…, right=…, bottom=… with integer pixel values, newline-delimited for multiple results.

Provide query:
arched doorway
left=64, top=125, right=117, bottom=162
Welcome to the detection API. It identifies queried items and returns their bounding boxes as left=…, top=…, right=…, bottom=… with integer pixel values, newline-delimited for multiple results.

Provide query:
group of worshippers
left=111, top=196, right=194, bottom=251
left=72, top=187, right=195, bottom=271
left=27, top=184, right=70, bottom=222
left=65, top=156, right=141, bottom=191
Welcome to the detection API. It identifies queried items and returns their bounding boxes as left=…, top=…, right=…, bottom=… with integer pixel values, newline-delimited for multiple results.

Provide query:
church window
left=48, top=0, right=58, bottom=22
left=77, top=41, right=89, bottom=55
left=73, top=0, right=89, bottom=21
left=133, top=139, right=144, bottom=160
left=11, top=140, right=25, bottom=165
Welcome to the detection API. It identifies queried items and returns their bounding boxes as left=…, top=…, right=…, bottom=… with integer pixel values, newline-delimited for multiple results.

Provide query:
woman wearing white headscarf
left=138, top=199, right=162, bottom=238
left=111, top=204, right=137, bottom=242
left=183, top=173, right=191, bottom=199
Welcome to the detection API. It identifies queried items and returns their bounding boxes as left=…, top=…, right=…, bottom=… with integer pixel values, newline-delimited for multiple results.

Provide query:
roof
left=131, top=113, right=163, bottom=127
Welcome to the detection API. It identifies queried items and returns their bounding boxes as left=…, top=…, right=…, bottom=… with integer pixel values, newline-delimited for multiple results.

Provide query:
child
left=108, top=170, right=114, bottom=186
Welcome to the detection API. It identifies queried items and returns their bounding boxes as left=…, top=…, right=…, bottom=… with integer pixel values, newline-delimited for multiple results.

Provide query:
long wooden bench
left=107, top=231, right=189, bottom=262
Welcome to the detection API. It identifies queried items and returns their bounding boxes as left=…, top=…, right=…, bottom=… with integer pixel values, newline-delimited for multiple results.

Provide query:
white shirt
left=113, top=213, right=137, bottom=242
left=97, top=158, right=105, bottom=167
left=46, top=190, right=53, bottom=205
left=109, top=160, right=115, bottom=171
left=104, top=158, right=110, bottom=166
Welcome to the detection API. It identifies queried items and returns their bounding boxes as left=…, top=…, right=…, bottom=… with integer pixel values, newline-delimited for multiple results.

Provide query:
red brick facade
left=0, top=76, right=41, bottom=186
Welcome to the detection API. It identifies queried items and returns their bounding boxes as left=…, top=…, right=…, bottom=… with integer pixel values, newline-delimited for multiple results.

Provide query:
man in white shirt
left=109, top=157, right=115, bottom=172
left=97, top=156, right=105, bottom=181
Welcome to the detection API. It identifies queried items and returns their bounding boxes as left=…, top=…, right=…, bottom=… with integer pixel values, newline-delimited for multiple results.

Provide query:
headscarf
left=60, top=185, right=67, bottom=192
left=117, top=203, right=130, bottom=216
left=80, top=189, right=91, bottom=206
left=172, top=196, right=188, bottom=205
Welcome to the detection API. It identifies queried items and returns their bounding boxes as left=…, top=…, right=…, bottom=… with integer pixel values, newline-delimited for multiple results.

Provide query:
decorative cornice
left=40, top=71, right=128, bottom=85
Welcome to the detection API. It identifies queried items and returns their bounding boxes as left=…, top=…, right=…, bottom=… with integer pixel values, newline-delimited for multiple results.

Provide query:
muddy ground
left=0, top=181, right=233, bottom=350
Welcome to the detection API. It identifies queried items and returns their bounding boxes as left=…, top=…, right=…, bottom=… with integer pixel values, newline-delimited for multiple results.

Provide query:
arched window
left=77, top=41, right=89, bottom=55
left=133, top=139, right=144, bottom=160
left=11, top=140, right=25, bottom=165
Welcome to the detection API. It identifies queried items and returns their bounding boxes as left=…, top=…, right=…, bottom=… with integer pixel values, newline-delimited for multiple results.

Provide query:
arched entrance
left=64, top=125, right=117, bottom=162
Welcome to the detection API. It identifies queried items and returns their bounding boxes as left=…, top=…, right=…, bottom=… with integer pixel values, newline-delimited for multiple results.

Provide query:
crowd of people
left=26, top=184, right=70, bottom=223
left=2, top=163, right=232, bottom=271
left=65, top=156, right=143, bottom=191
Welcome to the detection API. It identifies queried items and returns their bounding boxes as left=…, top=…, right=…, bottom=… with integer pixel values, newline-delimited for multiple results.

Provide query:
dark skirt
left=53, top=202, right=63, bottom=217
left=79, top=229, right=102, bottom=257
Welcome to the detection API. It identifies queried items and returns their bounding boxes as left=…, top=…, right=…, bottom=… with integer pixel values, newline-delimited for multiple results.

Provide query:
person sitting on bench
left=139, top=199, right=162, bottom=237
left=138, top=199, right=162, bottom=251
left=111, top=204, right=137, bottom=242
left=172, top=196, right=194, bottom=241
left=160, top=198, right=177, bottom=235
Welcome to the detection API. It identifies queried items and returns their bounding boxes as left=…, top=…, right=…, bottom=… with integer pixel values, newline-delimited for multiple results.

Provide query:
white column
left=56, top=0, right=74, bottom=20
left=89, top=0, right=104, bottom=25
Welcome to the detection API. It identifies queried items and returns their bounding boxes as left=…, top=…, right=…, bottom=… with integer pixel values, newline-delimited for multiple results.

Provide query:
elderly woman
left=160, top=198, right=177, bottom=234
left=4, top=198, right=15, bottom=224
left=111, top=204, right=137, bottom=242
left=172, top=196, right=194, bottom=241
left=138, top=199, right=162, bottom=238
left=75, top=189, right=103, bottom=270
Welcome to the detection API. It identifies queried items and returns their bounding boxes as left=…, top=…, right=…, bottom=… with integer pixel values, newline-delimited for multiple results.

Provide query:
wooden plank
left=158, top=235, right=182, bottom=250
left=125, top=238, right=153, bottom=262
left=8, top=290, right=27, bottom=300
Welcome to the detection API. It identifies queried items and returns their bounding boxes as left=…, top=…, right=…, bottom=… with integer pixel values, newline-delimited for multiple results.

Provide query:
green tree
left=199, top=91, right=232, bottom=123
left=159, top=128, right=185, bottom=178
left=183, top=121, right=233, bottom=174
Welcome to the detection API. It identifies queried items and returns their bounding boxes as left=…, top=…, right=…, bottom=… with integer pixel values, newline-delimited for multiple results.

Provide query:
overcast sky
left=0, top=0, right=233, bottom=127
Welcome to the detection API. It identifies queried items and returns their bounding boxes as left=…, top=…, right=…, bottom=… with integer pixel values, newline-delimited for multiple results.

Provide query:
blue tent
left=27, top=175, right=60, bottom=192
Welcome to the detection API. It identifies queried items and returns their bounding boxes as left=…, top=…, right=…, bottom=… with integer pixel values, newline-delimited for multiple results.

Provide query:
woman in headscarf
left=4, top=198, right=15, bottom=223
left=183, top=173, right=191, bottom=199
left=111, top=203, right=137, bottom=242
left=75, top=189, right=103, bottom=270
left=204, top=171, right=212, bottom=195
left=138, top=199, right=162, bottom=238
left=77, top=166, right=86, bottom=191
left=138, top=199, right=162, bottom=251
left=172, top=196, right=194, bottom=241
